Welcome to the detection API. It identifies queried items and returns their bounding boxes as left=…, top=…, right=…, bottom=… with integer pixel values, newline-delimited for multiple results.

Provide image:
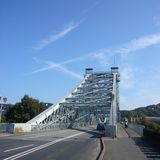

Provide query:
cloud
left=116, top=33, right=160, bottom=55
left=33, top=22, right=80, bottom=50
left=31, top=62, right=59, bottom=74
left=119, top=95, right=131, bottom=110
left=30, top=49, right=112, bottom=80
left=92, top=49, right=111, bottom=67
left=31, top=50, right=112, bottom=75
left=135, top=88, right=160, bottom=107
left=44, top=61, right=83, bottom=80
left=120, top=65, right=160, bottom=109
left=54, top=64, right=83, bottom=80
left=32, top=32, right=160, bottom=73
left=82, top=0, right=102, bottom=14
left=31, top=59, right=83, bottom=80
left=31, top=54, right=89, bottom=74
left=120, top=67, right=135, bottom=89
left=31, top=32, right=160, bottom=81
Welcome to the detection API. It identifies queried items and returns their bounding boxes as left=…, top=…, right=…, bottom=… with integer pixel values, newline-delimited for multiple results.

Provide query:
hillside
left=121, top=103, right=160, bottom=119
left=134, top=103, right=160, bottom=117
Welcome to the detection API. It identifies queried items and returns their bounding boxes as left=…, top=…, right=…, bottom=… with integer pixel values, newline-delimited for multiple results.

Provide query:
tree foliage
left=5, top=95, right=46, bottom=123
left=142, top=120, right=160, bottom=148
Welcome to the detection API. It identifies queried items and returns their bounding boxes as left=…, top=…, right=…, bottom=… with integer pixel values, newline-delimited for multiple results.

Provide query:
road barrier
left=0, top=123, right=31, bottom=133
left=0, top=123, right=9, bottom=132
left=128, top=124, right=145, bottom=136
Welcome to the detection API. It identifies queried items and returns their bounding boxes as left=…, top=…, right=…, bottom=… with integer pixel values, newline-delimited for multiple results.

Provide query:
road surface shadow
left=132, top=137, right=160, bottom=159
left=70, top=127, right=103, bottom=139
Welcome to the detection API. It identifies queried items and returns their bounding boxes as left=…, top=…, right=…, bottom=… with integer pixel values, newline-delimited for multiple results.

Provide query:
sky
left=1, top=0, right=160, bottom=110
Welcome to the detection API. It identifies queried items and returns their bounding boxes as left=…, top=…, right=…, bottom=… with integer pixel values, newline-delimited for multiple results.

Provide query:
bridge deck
left=103, top=125, right=160, bottom=160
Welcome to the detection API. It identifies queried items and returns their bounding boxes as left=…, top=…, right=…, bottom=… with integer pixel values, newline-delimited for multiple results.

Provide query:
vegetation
left=134, top=104, right=160, bottom=117
left=142, top=120, right=160, bottom=148
left=4, top=95, right=49, bottom=123
left=120, top=103, right=160, bottom=122
left=121, top=103, right=160, bottom=148
left=121, top=110, right=145, bottom=122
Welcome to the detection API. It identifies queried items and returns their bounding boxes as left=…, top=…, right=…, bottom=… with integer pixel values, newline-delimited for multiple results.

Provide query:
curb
left=96, top=137, right=106, bottom=160
left=121, top=125, right=130, bottom=138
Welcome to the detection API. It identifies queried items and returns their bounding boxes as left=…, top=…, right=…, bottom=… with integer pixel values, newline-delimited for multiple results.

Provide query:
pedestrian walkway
left=103, top=125, right=160, bottom=160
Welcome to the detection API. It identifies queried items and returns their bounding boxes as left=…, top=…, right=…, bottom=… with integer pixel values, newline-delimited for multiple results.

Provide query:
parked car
left=96, top=123, right=105, bottom=130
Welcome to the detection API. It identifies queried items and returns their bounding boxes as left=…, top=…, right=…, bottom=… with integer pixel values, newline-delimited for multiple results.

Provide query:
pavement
left=103, top=125, right=160, bottom=160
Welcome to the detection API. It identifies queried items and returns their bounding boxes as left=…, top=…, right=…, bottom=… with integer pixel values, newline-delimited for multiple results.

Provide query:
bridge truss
left=26, top=67, right=120, bottom=131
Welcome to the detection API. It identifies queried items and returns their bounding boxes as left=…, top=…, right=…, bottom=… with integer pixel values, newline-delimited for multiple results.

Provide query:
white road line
left=4, top=144, right=34, bottom=152
left=24, top=135, right=45, bottom=139
left=3, top=132, right=84, bottom=160
left=17, top=134, right=44, bottom=138
left=0, top=134, right=11, bottom=138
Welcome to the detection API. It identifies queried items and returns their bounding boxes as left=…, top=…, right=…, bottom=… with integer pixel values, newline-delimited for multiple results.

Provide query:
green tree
left=5, top=95, right=46, bottom=123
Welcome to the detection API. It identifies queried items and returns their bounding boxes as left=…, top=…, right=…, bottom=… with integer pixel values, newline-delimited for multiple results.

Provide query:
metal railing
left=128, top=124, right=145, bottom=136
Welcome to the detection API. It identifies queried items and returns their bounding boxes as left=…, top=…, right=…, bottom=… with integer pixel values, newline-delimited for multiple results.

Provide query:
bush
left=143, top=121, right=160, bottom=148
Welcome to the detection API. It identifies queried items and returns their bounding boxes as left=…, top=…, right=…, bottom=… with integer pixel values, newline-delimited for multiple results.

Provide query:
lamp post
left=0, top=96, right=7, bottom=123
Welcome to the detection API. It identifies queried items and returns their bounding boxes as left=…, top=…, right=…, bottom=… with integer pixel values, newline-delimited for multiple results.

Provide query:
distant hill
left=134, top=103, right=160, bottom=117
left=120, top=103, right=160, bottom=119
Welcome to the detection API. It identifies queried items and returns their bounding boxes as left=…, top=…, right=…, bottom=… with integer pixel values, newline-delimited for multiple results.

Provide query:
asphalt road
left=0, top=127, right=101, bottom=160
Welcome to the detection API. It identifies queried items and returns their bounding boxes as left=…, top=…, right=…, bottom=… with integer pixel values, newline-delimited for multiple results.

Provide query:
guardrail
left=0, top=123, right=9, bottom=132
left=128, top=124, right=145, bottom=136
left=0, top=123, right=31, bottom=133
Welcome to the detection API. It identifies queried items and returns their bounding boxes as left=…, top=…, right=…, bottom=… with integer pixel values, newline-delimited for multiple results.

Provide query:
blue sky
left=1, top=0, right=160, bottom=110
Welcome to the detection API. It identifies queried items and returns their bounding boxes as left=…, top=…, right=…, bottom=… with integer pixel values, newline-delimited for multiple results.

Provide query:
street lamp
left=0, top=96, right=7, bottom=123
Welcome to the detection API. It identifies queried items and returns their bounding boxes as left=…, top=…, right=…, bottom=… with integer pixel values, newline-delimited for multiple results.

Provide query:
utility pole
left=0, top=96, right=7, bottom=123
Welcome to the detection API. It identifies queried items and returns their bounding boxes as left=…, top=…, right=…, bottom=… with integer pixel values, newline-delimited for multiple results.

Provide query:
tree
left=5, top=95, right=46, bottom=123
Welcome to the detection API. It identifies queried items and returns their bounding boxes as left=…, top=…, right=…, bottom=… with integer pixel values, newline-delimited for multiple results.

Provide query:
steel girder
left=26, top=67, right=120, bottom=131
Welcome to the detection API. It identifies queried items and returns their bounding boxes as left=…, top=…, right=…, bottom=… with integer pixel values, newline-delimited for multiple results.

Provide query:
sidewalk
left=102, top=125, right=160, bottom=160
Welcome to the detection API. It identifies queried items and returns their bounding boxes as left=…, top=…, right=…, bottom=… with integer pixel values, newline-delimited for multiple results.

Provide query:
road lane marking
left=9, top=134, right=46, bottom=140
left=0, top=134, right=11, bottom=138
left=4, top=144, right=34, bottom=152
left=24, top=135, right=45, bottom=139
left=3, top=132, right=84, bottom=160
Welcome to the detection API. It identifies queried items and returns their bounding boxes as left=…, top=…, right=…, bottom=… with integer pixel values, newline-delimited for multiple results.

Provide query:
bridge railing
left=128, top=123, right=145, bottom=136
left=0, top=123, right=9, bottom=132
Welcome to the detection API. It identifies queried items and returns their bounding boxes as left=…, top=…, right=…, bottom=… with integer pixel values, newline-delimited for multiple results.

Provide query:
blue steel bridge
left=26, top=67, right=120, bottom=137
